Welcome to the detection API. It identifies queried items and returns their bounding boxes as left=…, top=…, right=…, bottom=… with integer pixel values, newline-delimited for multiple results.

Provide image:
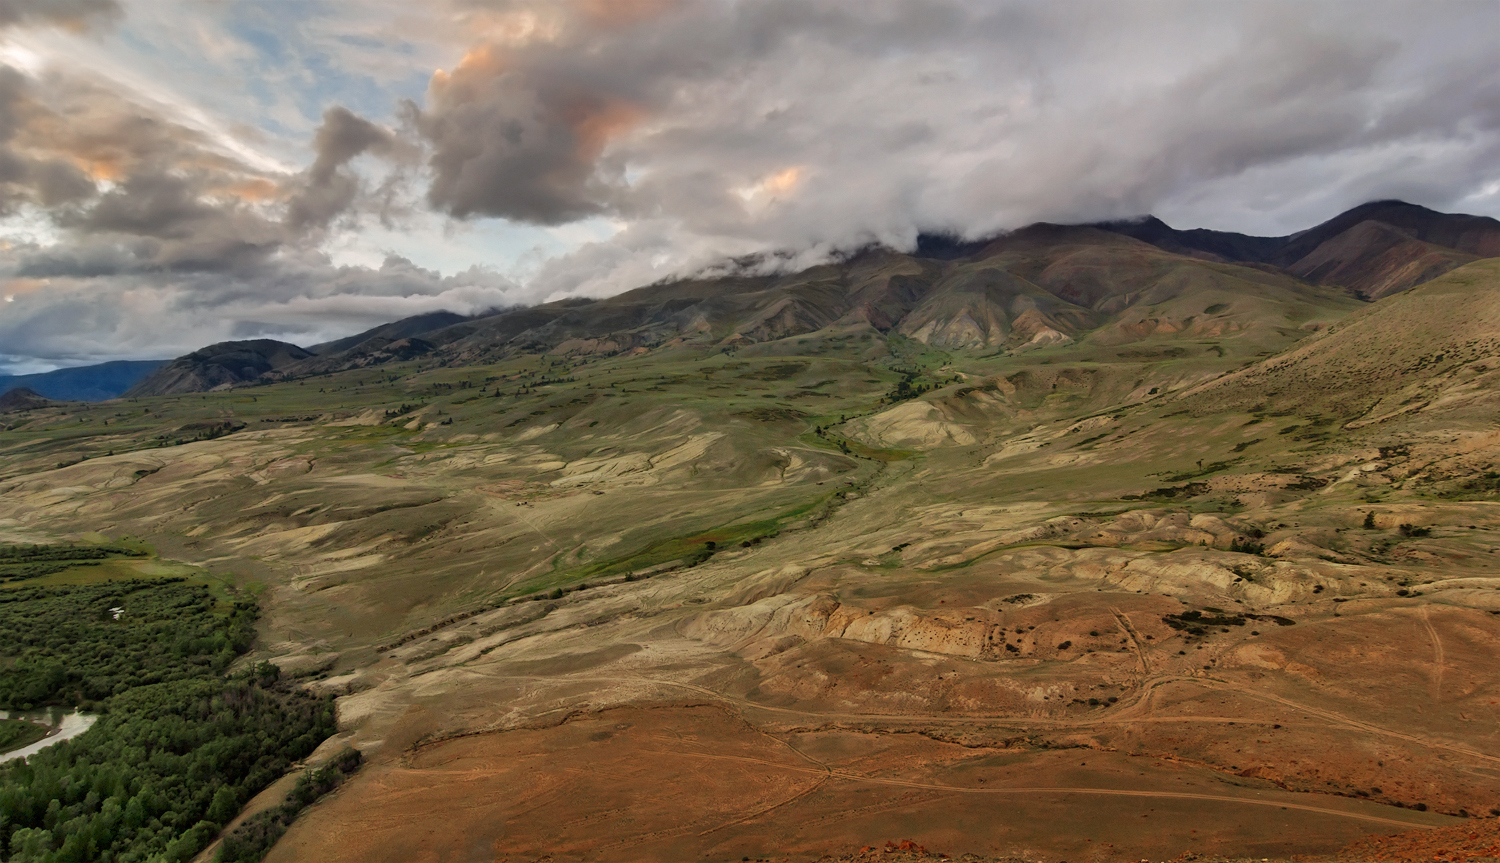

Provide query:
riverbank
left=0, top=709, right=97, bottom=763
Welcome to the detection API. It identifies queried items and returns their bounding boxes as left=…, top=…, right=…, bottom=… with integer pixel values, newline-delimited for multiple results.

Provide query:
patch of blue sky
left=206, top=7, right=380, bottom=121
left=330, top=216, right=581, bottom=282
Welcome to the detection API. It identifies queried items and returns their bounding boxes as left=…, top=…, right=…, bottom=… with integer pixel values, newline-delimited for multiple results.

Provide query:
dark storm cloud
left=75, top=170, right=280, bottom=265
left=285, top=105, right=407, bottom=231
left=402, top=0, right=1500, bottom=300
left=14, top=237, right=144, bottom=278
left=412, top=0, right=701, bottom=222
left=414, top=51, right=627, bottom=223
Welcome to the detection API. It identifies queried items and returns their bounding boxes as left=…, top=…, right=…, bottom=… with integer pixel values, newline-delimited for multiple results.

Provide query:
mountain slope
left=310, top=311, right=471, bottom=355
left=1182, top=257, right=1500, bottom=424
left=120, top=201, right=1492, bottom=396
left=124, top=340, right=313, bottom=397
left=1282, top=218, right=1478, bottom=300
left=1275, top=199, right=1500, bottom=263
left=1093, top=215, right=1285, bottom=263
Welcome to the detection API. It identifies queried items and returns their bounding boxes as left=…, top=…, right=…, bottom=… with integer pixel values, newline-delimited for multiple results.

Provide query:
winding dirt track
left=1110, top=606, right=1152, bottom=673
left=1421, top=604, right=1446, bottom=702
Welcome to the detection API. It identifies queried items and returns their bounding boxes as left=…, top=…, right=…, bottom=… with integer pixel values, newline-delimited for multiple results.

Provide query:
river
left=0, top=709, right=98, bottom=763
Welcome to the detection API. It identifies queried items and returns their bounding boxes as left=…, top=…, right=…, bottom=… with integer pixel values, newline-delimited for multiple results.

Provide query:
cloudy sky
left=1, top=0, right=1498, bottom=373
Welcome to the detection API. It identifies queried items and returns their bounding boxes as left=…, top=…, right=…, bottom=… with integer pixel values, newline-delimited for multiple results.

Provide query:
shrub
left=1228, top=537, right=1265, bottom=555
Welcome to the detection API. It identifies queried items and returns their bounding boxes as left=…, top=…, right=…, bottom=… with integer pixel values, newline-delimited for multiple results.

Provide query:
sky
left=1, top=0, right=1499, bottom=373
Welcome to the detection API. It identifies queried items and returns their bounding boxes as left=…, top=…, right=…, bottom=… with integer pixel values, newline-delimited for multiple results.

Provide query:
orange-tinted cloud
left=572, top=0, right=678, bottom=27
left=567, top=99, right=643, bottom=163
left=419, top=30, right=651, bottom=223
left=3, top=277, right=47, bottom=297
left=222, top=177, right=280, bottom=202
left=0, top=58, right=306, bottom=271
left=433, top=43, right=507, bottom=94
left=762, top=167, right=801, bottom=196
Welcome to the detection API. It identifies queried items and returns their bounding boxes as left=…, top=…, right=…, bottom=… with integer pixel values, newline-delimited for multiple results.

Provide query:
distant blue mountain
left=0, top=360, right=168, bottom=401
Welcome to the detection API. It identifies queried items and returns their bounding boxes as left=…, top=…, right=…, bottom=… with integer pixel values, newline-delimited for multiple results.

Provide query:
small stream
left=0, top=708, right=98, bottom=764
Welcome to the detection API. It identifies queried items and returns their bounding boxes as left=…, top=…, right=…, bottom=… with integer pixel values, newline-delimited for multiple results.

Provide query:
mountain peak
left=0, top=387, right=53, bottom=412
left=125, top=339, right=313, bottom=397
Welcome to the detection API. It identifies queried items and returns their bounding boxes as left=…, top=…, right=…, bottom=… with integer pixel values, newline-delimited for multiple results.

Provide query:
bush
left=1228, top=537, right=1265, bottom=555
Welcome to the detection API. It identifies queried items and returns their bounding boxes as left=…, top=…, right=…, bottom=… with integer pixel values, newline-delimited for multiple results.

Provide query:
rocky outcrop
left=682, top=592, right=1005, bottom=661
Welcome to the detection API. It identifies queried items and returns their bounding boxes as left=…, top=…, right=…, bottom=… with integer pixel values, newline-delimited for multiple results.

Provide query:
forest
left=0, top=577, right=337, bottom=863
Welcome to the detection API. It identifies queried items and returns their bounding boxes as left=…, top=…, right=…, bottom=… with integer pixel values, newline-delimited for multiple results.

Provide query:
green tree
left=123, top=795, right=147, bottom=830
left=9, top=826, right=52, bottom=861
left=206, top=785, right=239, bottom=826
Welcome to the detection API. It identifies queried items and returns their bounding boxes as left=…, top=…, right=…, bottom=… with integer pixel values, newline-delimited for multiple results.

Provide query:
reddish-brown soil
left=1338, top=818, right=1500, bottom=862
left=267, top=705, right=1450, bottom=863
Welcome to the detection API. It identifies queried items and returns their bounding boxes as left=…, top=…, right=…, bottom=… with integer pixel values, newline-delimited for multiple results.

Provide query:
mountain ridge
left=131, top=200, right=1498, bottom=396
left=1097, top=199, right=1500, bottom=298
